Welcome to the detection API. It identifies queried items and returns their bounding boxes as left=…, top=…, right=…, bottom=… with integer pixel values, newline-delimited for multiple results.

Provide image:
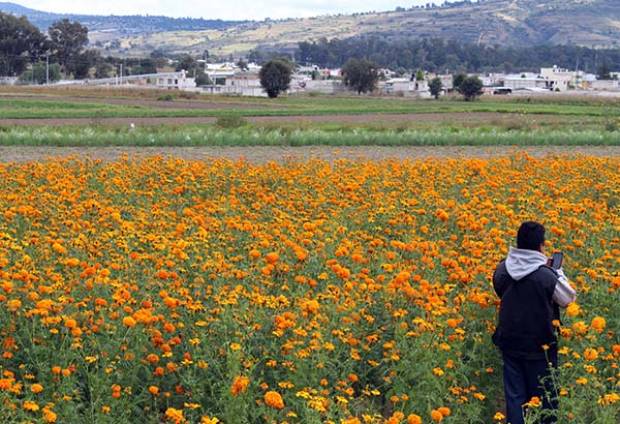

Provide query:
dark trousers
left=502, top=352, right=558, bottom=424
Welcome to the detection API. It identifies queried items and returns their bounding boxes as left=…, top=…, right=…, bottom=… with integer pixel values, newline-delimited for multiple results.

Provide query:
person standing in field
left=492, top=221, right=577, bottom=424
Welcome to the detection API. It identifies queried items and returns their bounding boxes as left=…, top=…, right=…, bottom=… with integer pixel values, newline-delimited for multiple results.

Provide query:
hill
left=2, top=0, right=619, bottom=57
left=0, top=2, right=245, bottom=37
left=107, top=0, right=620, bottom=57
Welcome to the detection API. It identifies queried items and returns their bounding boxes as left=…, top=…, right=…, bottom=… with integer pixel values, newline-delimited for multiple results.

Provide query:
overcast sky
left=18, top=1, right=444, bottom=20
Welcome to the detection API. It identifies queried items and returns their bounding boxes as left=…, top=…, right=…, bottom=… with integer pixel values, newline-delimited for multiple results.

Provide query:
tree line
left=0, top=12, right=201, bottom=84
left=296, top=37, right=620, bottom=76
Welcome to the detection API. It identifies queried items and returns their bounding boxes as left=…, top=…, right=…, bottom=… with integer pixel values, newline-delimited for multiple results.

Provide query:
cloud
left=18, top=0, right=438, bottom=20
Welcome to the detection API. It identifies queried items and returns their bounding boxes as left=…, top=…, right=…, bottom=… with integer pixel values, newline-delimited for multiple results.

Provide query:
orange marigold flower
left=264, top=390, right=284, bottom=409
left=407, top=413, right=422, bottom=424
left=231, top=376, right=250, bottom=396
left=437, top=407, right=450, bottom=417
left=31, top=383, right=44, bottom=394
left=591, top=316, right=606, bottom=333
left=430, top=409, right=443, bottom=422
left=265, top=252, right=279, bottom=264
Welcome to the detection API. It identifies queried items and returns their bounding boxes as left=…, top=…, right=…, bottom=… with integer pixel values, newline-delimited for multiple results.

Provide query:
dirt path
left=1, top=146, right=619, bottom=164
left=0, top=112, right=575, bottom=127
left=0, top=94, right=272, bottom=110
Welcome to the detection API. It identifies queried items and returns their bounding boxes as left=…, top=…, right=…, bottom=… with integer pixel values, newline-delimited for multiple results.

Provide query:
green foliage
left=342, top=58, right=379, bottom=95
left=597, top=61, right=611, bottom=80
left=458, top=76, right=484, bottom=101
left=452, top=73, right=467, bottom=91
left=48, top=19, right=89, bottom=77
left=157, top=94, right=175, bottom=102
left=94, top=61, right=113, bottom=79
left=215, top=115, right=248, bottom=129
left=195, top=72, right=212, bottom=87
left=296, top=36, right=620, bottom=73
left=175, top=54, right=199, bottom=76
left=18, top=62, right=61, bottom=85
left=1, top=126, right=619, bottom=147
left=429, top=77, right=443, bottom=99
left=0, top=12, right=49, bottom=76
left=259, top=60, right=293, bottom=98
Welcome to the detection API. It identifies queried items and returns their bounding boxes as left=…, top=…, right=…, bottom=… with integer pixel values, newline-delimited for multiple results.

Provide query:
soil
left=1, top=146, right=619, bottom=164
left=0, top=112, right=574, bottom=127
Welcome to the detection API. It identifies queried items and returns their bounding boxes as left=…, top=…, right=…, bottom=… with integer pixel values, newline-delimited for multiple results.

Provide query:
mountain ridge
left=0, top=2, right=245, bottom=34
left=1, top=1, right=619, bottom=57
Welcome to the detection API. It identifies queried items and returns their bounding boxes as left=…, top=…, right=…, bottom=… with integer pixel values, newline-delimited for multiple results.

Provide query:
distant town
left=4, top=60, right=618, bottom=99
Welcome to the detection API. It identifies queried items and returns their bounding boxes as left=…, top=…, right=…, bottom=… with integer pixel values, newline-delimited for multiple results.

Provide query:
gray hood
left=505, top=247, right=548, bottom=281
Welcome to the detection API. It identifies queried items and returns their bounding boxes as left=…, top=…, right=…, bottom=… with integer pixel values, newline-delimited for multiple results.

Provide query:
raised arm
left=553, top=268, right=577, bottom=308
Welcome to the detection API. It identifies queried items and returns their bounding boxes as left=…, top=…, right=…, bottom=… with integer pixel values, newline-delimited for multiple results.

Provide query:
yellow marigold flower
left=566, top=303, right=580, bottom=317
left=583, top=348, right=598, bottom=361
left=23, top=400, right=39, bottom=412
left=264, top=391, right=284, bottom=409
left=122, top=316, right=137, bottom=328
left=43, top=407, right=57, bottom=423
left=597, top=393, right=620, bottom=406
left=493, top=412, right=505, bottom=421
left=31, top=383, right=44, bottom=394
left=201, top=417, right=220, bottom=424
left=165, top=407, right=185, bottom=423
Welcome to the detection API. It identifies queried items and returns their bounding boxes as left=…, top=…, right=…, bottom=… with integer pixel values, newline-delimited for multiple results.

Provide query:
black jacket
left=492, top=260, right=560, bottom=360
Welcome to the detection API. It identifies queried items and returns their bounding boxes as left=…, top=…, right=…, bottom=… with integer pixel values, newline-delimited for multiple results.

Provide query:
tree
left=429, top=77, right=443, bottom=99
left=18, top=62, right=61, bottom=85
left=236, top=58, right=249, bottom=71
left=342, top=58, right=379, bottom=94
left=452, top=73, right=467, bottom=91
left=95, top=61, right=113, bottom=79
left=72, top=49, right=100, bottom=79
left=259, top=60, right=293, bottom=98
left=131, top=58, right=157, bottom=75
left=48, top=19, right=89, bottom=77
left=458, top=76, right=484, bottom=101
left=597, top=61, right=611, bottom=80
left=176, top=54, right=199, bottom=76
left=0, top=12, right=49, bottom=76
left=194, top=71, right=212, bottom=86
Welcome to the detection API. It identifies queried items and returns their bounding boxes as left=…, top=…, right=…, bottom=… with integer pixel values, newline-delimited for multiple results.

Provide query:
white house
left=155, top=70, right=196, bottom=90
left=540, top=66, right=577, bottom=91
left=503, top=73, right=550, bottom=91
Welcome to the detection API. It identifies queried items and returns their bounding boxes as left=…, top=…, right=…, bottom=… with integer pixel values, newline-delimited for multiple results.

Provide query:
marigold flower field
left=0, top=155, right=618, bottom=423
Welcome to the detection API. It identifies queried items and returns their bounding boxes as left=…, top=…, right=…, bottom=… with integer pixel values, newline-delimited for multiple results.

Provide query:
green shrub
left=215, top=115, right=248, bottom=129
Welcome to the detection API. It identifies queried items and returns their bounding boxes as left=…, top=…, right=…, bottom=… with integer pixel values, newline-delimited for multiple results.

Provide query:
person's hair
left=517, top=221, right=545, bottom=251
